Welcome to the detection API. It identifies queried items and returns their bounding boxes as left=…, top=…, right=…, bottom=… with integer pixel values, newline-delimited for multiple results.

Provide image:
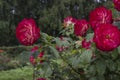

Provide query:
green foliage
left=0, top=66, right=32, bottom=80
left=0, top=46, right=32, bottom=70
left=0, top=45, right=31, bottom=57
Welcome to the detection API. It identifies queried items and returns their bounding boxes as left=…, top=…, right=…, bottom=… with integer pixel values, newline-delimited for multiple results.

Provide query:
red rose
left=94, top=24, right=120, bottom=51
left=89, top=6, right=113, bottom=30
left=31, top=46, right=38, bottom=53
left=113, top=0, right=120, bottom=11
left=36, top=78, right=46, bottom=80
left=74, top=19, right=89, bottom=36
left=16, top=18, right=40, bottom=46
left=63, top=16, right=77, bottom=28
left=82, top=39, right=91, bottom=49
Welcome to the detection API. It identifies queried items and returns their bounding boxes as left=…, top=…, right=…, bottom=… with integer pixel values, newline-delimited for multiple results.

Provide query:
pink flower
left=113, top=0, right=120, bottom=11
left=36, top=78, right=46, bottom=80
left=74, top=19, right=89, bottom=36
left=16, top=18, right=40, bottom=46
left=31, top=46, right=38, bottom=53
left=89, top=6, right=113, bottom=30
left=94, top=24, right=120, bottom=51
left=29, top=56, right=36, bottom=65
left=63, top=16, right=77, bottom=28
left=82, top=39, right=91, bottom=49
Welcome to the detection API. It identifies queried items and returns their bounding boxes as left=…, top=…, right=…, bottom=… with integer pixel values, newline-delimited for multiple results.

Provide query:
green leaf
left=49, top=46, right=60, bottom=58
left=54, top=38, right=62, bottom=46
left=117, top=46, right=120, bottom=55
left=97, top=75, right=105, bottom=80
left=70, top=56, right=81, bottom=67
left=19, top=51, right=31, bottom=64
left=85, top=33, right=94, bottom=41
left=89, top=77, right=97, bottom=80
left=106, top=60, right=116, bottom=71
left=116, top=60, right=120, bottom=71
left=52, top=59, right=63, bottom=65
left=95, top=60, right=106, bottom=75
left=44, top=67, right=53, bottom=77
left=80, top=49, right=92, bottom=64
left=88, top=65, right=96, bottom=76
left=111, top=49, right=119, bottom=59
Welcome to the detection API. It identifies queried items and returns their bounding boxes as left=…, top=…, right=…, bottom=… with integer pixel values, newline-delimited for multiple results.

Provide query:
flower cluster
left=64, top=6, right=120, bottom=51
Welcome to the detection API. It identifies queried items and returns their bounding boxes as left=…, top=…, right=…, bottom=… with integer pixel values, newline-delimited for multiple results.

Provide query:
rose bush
left=16, top=1, right=120, bottom=80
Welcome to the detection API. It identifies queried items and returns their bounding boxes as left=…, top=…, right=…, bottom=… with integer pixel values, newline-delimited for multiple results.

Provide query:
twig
left=113, top=17, right=120, bottom=22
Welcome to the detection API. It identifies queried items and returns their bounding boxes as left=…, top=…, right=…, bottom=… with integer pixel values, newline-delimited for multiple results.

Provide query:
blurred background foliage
left=0, top=0, right=119, bottom=46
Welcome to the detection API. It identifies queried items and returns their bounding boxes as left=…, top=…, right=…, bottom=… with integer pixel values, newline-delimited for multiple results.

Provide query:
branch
left=59, top=53, right=82, bottom=75
left=113, top=17, right=120, bottom=22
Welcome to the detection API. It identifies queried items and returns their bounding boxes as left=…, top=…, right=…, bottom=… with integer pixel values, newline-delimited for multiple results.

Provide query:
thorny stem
left=33, top=66, right=36, bottom=80
left=113, top=17, right=120, bottom=22
left=59, top=53, right=82, bottom=76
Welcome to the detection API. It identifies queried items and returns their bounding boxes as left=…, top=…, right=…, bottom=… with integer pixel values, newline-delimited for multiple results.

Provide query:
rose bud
left=31, top=46, right=38, bottom=53
left=82, top=39, right=91, bottom=49
left=36, top=78, right=46, bottom=80
left=63, top=16, right=77, bottom=28
left=29, top=56, right=36, bottom=65
left=38, top=52, right=44, bottom=63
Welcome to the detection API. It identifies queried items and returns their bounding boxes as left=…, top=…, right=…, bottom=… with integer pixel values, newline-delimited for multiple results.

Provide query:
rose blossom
left=16, top=18, right=40, bottom=46
left=31, top=46, right=38, bottom=53
left=89, top=6, right=113, bottom=30
left=63, top=16, right=77, bottom=28
left=113, top=0, right=120, bottom=11
left=94, top=24, right=120, bottom=51
left=74, top=19, right=89, bottom=36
